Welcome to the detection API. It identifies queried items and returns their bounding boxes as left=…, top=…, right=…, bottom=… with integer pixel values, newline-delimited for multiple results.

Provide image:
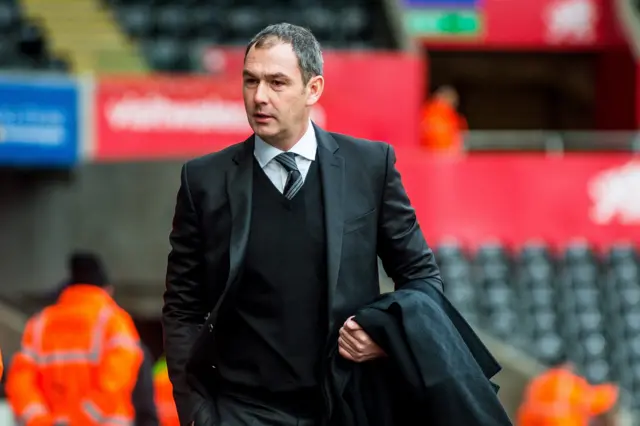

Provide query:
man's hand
left=338, top=316, right=386, bottom=362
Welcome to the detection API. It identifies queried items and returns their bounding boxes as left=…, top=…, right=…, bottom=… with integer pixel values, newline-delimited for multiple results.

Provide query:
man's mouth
left=254, top=113, right=273, bottom=123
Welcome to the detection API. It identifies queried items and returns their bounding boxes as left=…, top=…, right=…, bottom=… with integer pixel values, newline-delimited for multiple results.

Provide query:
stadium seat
left=436, top=240, right=466, bottom=263
left=531, top=332, right=564, bottom=363
left=191, top=5, right=225, bottom=41
left=0, top=3, right=61, bottom=71
left=46, top=55, right=70, bottom=72
left=117, top=5, right=154, bottom=38
left=156, top=5, right=192, bottom=39
left=615, top=287, right=640, bottom=313
left=299, top=7, right=335, bottom=41
left=105, top=0, right=388, bottom=71
left=435, top=241, right=640, bottom=405
left=18, top=19, right=46, bottom=58
left=142, top=37, right=189, bottom=72
left=0, top=2, right=19, bottom=32
left=0, top=36, right=17, bottom=66
left=530, top=308, right=557, bottom=333
left=227, top=8, right=264, bottom=41
left=476, top=243, right=511, bottom=285
left=583, top=358, right=610, bottom=384
left=485, top=307, right=520, bottom=341
left=606, top=242, right=638, bottom=266
left=476, top=241, right=509, bottom=261
left=524, top=286, right=555, bottom=312
left=519, top=241, right=552, bottom=262
left=337, top=6, right=371, bottom=42
left=562, top=240, right=597, bottom=266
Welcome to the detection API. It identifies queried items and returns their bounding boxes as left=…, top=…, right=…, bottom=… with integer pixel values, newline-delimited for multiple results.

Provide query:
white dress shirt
left=253, top=122, right=317, bottom=194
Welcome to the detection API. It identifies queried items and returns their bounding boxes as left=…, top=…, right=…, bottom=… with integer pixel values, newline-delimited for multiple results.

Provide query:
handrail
left=463, top=130, right=640, bottom=152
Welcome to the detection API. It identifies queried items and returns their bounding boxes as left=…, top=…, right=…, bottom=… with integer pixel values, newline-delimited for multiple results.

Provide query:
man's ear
left=306, top=75, right=324, bottom=107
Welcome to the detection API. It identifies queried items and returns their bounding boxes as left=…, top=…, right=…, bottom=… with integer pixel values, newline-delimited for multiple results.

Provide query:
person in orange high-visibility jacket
left=153, top=356, right=179, bottom=426
left=6, top=252, right=143, bottom=426
left=518, top=361, right=619, bottom=426
left=420, top=85, right=467, bottom=154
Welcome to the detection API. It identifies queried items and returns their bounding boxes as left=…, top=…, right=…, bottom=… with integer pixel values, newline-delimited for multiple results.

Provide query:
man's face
left=243, top=41, right=323, bottom=145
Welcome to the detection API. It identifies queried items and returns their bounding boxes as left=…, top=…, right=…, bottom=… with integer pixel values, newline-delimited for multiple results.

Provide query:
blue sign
left=0, top=76, right=80, bottom=167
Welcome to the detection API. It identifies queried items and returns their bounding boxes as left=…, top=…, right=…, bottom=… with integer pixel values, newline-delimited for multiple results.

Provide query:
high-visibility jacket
left=153, top=357, right=179, bottom=426
left=6, top=284, right=143, bottom=426
left=518, top=366, right=619, bottom=426
left=419, top=98, right=467, bottom=153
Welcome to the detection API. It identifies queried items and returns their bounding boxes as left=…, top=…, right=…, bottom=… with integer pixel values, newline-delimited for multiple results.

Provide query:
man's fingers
left=338, top=334, right=359, bottom=355
left=338, top=336, right=359, bottom=359
left=339, top=337, right=369, bottom=363
left=339, top=327, right=367, bottom=352
left=338, top=345, right=357, bottom=361
left=344, top=318, right=363, bottom=331
left=341, top=325, right=371, bottom=346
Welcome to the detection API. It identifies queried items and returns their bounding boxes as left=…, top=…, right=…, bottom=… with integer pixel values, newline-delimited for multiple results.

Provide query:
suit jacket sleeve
left=377, top=144, right=444, bottom=291
left=163, top=163, right=208, bottom=425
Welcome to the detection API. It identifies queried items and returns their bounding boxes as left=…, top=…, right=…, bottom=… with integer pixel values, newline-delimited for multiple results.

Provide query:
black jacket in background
left=133, top=343, right=160, bottom=426
left=326, top=281, right=513, bottom=426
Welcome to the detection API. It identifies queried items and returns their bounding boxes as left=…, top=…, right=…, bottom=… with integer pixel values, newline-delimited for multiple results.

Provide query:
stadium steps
left=20, top=0, right=147, bottom=73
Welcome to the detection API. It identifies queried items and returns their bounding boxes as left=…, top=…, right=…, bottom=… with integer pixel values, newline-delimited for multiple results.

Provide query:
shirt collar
left=254, top=121, right=317, bottom=168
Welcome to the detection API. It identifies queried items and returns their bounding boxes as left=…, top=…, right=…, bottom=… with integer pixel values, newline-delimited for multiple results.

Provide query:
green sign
left=405, top=9, right=482, bottom=36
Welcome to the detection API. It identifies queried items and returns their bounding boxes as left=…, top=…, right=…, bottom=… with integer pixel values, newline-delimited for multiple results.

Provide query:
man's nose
left=254, top=82, right=268, bottom=104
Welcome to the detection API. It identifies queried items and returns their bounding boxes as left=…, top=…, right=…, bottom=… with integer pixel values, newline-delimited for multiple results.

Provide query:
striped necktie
left=274, top=152, right=303, bottom=200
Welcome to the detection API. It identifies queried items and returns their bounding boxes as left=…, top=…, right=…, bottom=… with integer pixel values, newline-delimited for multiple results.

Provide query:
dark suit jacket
left=327, top=281, right=512, bottom=426
left=162, top=123, right=443, bottom=426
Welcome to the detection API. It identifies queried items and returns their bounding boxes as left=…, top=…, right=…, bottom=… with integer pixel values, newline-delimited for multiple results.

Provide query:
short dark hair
left=68, top=251, right=109, bottom=287
left=547, top=353, right=569, bottom=368
left=245, top=23, right=323, bottom=84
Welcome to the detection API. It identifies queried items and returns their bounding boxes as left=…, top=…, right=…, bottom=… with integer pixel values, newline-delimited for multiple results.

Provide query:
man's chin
left=252, top=124, right=279, bottom=139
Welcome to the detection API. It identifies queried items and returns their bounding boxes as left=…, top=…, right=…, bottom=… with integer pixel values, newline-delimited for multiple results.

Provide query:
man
left=162, top=23, right=443, bottom=426
left=419, top=85, right=467, bottom=153
left=6, top=252, right=143, bottom=425
left=517, top=358, right=619, bottom=426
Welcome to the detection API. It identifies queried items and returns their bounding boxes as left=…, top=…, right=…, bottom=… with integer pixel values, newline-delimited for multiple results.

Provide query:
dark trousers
left=214, top=382, right=322, bottom=426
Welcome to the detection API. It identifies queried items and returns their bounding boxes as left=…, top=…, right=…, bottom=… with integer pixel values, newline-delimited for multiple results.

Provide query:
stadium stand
left=438, top=239, right=640, bottom=411
left=0, top=0, right=69, bottom=71
left=102, top=0, right=394, bottom=72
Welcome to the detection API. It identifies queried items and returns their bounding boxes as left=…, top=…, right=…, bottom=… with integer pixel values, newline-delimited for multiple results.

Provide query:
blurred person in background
left=6, top=251, right=143, bottom=426
left=42, top=254, right=159, bottom=425
left=163, top=22, right=443, bottom=426
left=517, top=357, right=619, bottom=426
left=419, top=85, right=467, bottom=153
left=152, top=355, right=179, bottom=426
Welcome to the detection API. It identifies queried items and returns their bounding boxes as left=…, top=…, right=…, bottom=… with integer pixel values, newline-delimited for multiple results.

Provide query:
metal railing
left=464, top=131, right=640, bottom=153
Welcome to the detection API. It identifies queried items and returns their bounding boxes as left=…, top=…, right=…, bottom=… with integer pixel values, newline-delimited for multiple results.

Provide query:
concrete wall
left=0, top=161, right=183, bottom=299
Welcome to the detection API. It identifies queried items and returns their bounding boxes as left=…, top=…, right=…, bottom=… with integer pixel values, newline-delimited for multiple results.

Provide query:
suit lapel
left=315, top=124, right=344, bottom=331
left=222, top=136, right=254, bottom=304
